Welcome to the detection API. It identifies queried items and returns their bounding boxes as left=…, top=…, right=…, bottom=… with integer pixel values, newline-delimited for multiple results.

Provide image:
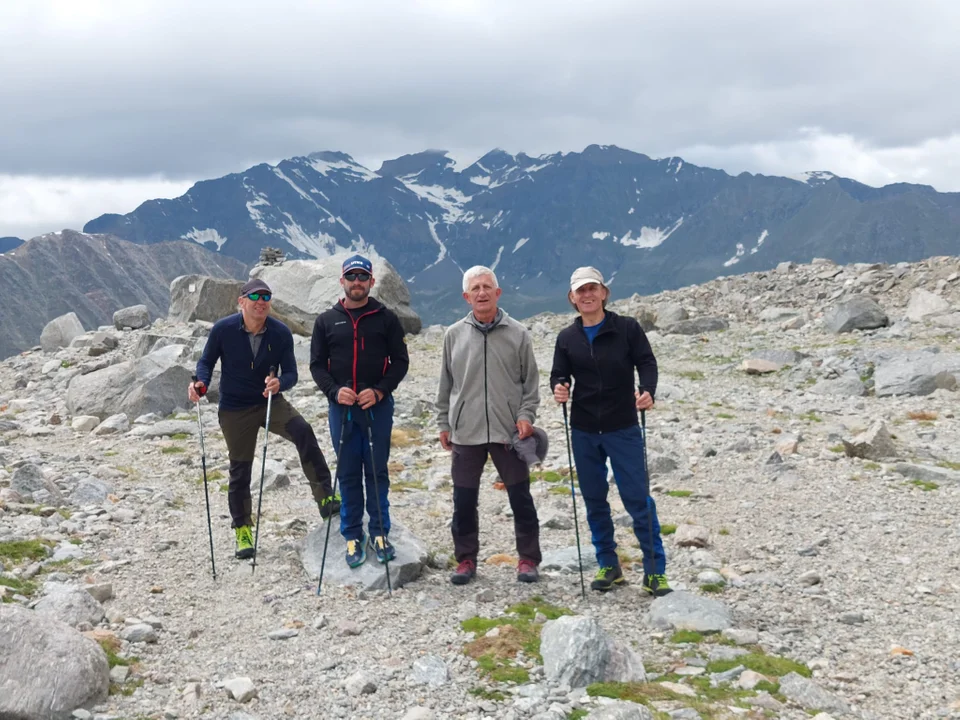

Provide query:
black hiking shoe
left=319, top=494, right=341, bottom=520
left=368, top=535, right=396, bottom=564
left=591, top=564, right=625, bottom=592
left=346, top=534, right=366, bottom=568
left=642, top=573, right=673, bottom=597
left=450, top=559, right=476, bottom=585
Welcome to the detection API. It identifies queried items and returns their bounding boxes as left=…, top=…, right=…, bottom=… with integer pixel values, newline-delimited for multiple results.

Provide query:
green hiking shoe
left=235, top=526, right=255, bottom=560
left=591, top=564, right=625, bottom=592
left=346, top=534, right=367, bottom=568
left=319, top=493, right=341, bottom=520
left=642, top=573, right=673, bottom=597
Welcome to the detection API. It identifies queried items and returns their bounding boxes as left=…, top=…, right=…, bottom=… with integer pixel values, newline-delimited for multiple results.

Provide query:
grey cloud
left=0, top=0, right=958, bottom=180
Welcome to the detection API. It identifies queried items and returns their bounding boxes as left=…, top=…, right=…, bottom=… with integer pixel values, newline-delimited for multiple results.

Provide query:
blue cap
left=341, top=254, right=373, bottom=276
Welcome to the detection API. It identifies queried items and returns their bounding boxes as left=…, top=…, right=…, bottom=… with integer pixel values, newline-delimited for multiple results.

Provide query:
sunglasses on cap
left=344, top=272, right=371, bottom=282
left=246, top=292, right=272, bottom=302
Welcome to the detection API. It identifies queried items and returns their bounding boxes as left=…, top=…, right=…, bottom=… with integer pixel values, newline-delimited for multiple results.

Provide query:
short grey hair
left=462, top=265, right=499, bottom=293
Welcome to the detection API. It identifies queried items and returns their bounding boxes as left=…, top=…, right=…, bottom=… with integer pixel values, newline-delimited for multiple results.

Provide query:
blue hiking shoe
left=346, top=534, right=366, bottom=568
left=368, top=535, right=396, bottom=564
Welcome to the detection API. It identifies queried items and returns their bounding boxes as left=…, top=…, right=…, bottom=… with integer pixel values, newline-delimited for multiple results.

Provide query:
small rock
left=345, top=670, right=377, bottom=696
left=798, top=570, right=821, bottom=586
left=268, top=628, right=299, bottom=640
left=223, top=677, right=257, bottom=703
left=839, top=611, right=865, bottom=625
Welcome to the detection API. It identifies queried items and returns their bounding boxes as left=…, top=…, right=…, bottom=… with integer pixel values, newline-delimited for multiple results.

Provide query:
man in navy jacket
left=190, top=278, right=339, bottom=560
left=310, top=255, right=409, bottom=568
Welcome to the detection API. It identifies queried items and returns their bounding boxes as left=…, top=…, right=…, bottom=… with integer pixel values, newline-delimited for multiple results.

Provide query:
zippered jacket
left=549, top=311, right=658, bottom=433
left=309, top=297, right=409, bottom=403
left=195, top=313, right=297, bottom=411
left=436, top=310, right=540, bottom=445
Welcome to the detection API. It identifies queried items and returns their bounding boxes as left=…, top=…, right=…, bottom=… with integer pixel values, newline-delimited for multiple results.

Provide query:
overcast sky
left=2, top=0, right=958, bottom=239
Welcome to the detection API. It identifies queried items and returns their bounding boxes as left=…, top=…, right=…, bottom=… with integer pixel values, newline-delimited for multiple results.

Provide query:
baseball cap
left=570, top=266, right=605, bottom=291
left=341, top=254, right=373, bottom=277
left=241, top=278, right=272, bottom=296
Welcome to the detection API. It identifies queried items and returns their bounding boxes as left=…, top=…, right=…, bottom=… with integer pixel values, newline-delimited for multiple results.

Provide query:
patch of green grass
left=863, top=461, right=881, bottom=470
left=103, top=450, right=118, bottom=457
left=660, top=524, right=677, bottom=535
left=218, top=483, right=229, bottom=493
left=937, top=460, right=960, bottom=471
left=109, top=677, right=144, bottom=697
left=0, top=576, right=38, bottom=598
left=207, top=470, right=225, bottom=481
left=910, top=479, right=939, bottom=491
left=469, top=687, right=506, bottom=702
left=670, top=630, right=703, bottom=644
left=718, top=527, right=730, bottom=536
left=799, top=411, right=823, bottom=423
left=716, top=412, right=735, bottom=420
left=532, top=469, right=564, bottom=483
left=548, top=485, right=572, bottom=496
left=160, top=445, right=185, bottom=454
left=0, top=539, right=52, bottom=563
left=506, top=597, right=573, bottom=622
left=475, top=654, right=529, bottom=684
left=566, top=711, right=588, bottom=720
left=665, top=490, right=692, bottom=498
left=706, top=651, right=810, bottom=678
left=828, top=444, right=845, bottom=453
left=700, top=583, right=725, bottom=593
left=60, top=360, right=74, bottom=368
left=678, top=370, right=705, bottom=381
left=708, top=402, right=723, bottom=408
left=170, top=432, right=191, bottom=440
left=391, top=480, right=427, bottom=491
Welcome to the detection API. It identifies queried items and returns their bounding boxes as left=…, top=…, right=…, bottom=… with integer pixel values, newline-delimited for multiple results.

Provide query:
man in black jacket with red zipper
left=310, top=255, right=409, bottom=568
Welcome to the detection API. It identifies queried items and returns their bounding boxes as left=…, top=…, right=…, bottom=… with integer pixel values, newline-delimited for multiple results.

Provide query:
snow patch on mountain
left=281, top=214, right=339, bottom=257
left=490, top=245, right=505, bottom=271
left=182, top=228, right=227, bottom=251
left=592, top=231, right=610, bottom=240
left=791, top=171, right=836, bottom=185
left=619, top=217, right=684, bottom=249
left=724, top=243, right=746, bottom=267
left=513, top=237, right=529, bottom=253
left=309, top=157, right=378, bottom=182
left=400, top=181, right=472, bottom=223
left=470, top=175, right=491, bottom=186
left=424, top=220, right=447, bottom=269
left=749, top=229, right=769, bottom=255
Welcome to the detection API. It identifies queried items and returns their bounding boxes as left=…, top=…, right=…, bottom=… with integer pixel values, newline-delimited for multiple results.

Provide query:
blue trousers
left=328, top=399, right=393, bottom=542
left=571, top=424, right=667, bottom=575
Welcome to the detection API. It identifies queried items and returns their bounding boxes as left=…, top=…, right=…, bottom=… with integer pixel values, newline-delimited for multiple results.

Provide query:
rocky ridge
left=1, top=256, right=959, bottom=719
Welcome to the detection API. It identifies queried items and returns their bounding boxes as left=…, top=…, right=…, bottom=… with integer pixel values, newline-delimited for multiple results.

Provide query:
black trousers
left=218, top=396, right=333, bottom=528
left=450, top=443, right=541, bottom=564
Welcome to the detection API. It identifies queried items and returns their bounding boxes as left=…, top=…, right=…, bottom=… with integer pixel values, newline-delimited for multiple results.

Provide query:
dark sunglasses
left=344, top=272, right=371, bottom=282
left=246, top=292, right=272, bottom=302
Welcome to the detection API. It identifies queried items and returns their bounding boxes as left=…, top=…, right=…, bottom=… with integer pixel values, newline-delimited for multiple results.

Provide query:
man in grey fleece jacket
left=436, top=265, right=542, bottom=585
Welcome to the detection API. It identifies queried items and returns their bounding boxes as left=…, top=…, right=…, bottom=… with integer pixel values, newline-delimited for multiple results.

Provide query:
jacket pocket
left=453, top=401, right=465, bottom=431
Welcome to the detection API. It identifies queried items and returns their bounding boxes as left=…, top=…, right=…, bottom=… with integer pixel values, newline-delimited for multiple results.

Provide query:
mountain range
left=0, top=231, right=246, bottom=359
left=72, top=143, right=960, bottom=323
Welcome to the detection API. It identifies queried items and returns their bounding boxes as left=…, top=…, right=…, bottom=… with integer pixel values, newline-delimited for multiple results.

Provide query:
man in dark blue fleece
left=190, top=278, right=339, bottom=560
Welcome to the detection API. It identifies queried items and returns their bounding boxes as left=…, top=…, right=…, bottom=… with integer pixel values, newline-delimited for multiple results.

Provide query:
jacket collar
left=574, top=310, right=618, bottom=335
left=334, top=296, right=383, bottom=316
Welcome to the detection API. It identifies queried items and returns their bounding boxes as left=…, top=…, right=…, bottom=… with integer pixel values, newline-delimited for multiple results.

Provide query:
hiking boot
left=319, top=494, right=341, bottom=520
left=368, top=535, right=396, bottom=564
left=346, top=534, right=366, bottom=568
left=642, top=573, right=673, bottom=597
left=591, top=564, right=625, bottom=592
left=234, top=526, right=255, bottom=560
left=517, top=559, right=539, bottom=583
left=450, top=559, right=476, bottom=585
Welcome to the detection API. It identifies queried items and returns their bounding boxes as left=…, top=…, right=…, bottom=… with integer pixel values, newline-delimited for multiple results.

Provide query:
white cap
left=570, top=266, right=605, bottom=291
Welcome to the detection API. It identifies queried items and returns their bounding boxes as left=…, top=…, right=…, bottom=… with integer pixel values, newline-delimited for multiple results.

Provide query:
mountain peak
left=378, top=150, right=453, bottom=179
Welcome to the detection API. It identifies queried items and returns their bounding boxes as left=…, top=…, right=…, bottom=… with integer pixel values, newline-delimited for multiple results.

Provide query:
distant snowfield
left=750, top=229, right=769, bottom=254
left=724, top=242, right=746, bottom=267
left=309, top=157, right=378, bottom=182
left=619, top=217, right=684, bottom=248
left=513, top=237, right=529, bottom=253
left=182, top=227, right=227, bottom=250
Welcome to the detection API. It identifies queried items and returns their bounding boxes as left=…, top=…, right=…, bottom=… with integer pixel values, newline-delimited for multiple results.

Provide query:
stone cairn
left=258, top=247, right=286, bottom=266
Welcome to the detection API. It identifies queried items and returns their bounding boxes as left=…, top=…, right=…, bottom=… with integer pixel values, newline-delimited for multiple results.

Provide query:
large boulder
left=168, top=275, right=242, bottom=323
left=249, top=252, right=422, bottom=335
left=0, top=604, right=110, bottom=719
left=66, top=344, right=194, bottom=420
left=40, top=312, right=85, bottom=352
left=113, top=304, right=150, bottom=330
left=872, top=350, right=960, bottom=396
left=299, top=517, right=427, bottom=591
left=904, top=288, right=951, bottom=322
left=540, top=615, right=646, bottom=688
left=823, top=295, right=889, bottom=333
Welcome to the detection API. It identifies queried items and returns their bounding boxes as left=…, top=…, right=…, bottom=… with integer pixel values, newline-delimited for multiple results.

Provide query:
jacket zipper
left=483, top=333, right=490, bottom=443
left=588, top=330, right=604, bottom=434
left=342, top=301, right=380, bottom=392
left=454, top=402, right=465, bottom=431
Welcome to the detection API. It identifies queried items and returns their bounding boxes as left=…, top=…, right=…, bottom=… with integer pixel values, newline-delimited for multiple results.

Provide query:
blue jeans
left=571, top=424, right=666, bottom=575
left=328, top=398, right=393, bottom=541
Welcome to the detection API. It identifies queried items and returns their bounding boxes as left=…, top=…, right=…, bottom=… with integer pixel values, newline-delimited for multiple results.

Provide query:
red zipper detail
left=341, top=300, right=380, bottom=392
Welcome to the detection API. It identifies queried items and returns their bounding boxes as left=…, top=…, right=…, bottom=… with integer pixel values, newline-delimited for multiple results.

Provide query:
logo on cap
left=341, top=254, right=373, bottom=276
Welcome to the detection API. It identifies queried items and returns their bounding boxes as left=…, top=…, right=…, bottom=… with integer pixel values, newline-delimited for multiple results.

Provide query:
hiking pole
left=364, top=406, right=392, bottom=597
left=638, top=385, right=659, bottom=595
left=192, top=376, right=216, bottom=581
left=559, top=380, right=586, bottom=599
left=317, top=407, right=350, bottom=595
left=251, top=366, right=277, bottom=575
